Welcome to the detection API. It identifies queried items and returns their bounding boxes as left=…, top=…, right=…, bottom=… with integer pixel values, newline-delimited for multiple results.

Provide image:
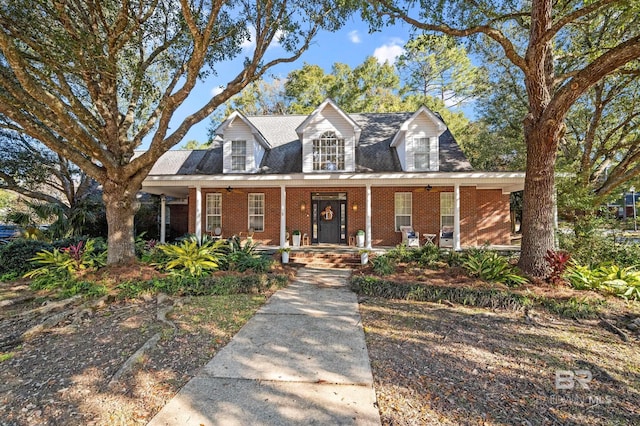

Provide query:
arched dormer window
left=312, top=131, right=345, bottom=171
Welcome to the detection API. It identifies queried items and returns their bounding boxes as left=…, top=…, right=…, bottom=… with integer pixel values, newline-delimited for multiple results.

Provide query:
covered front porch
left=142, top=172, right=524, bottom=249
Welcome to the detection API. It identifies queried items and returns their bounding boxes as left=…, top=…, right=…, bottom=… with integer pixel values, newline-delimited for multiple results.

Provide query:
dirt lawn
left=1, top=267, right=639, bottom=425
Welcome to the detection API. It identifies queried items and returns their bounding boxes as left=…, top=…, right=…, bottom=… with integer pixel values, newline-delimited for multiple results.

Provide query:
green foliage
left=147, top=272, right=288, bottom=297
left=157, top=236, right=226, bottom=277
left=558, top=216, right=640, bottom=268
left=385, top=244, right=415, bottom=263
left=385, top=243, right=444, bottom=268
left=116, top=280, right=155, bottom=299
left=350, top=276, right=603, bottom=319
left=24, top=239, right=106, bottom=279
left=0, top=239, right=54, bottom=276
left=29, top=275, right=107, bottom=298
left=0, top=352, right=15, bottom=363
left=222, top=236, right=273, bottom=273
left=565, top=262, right=640, bottom=301
left=0, top=271, right=18, bottom=282
left=396, top=34, right=488, bottom=107
left=136, top=236, right=167, bottom=264
left=534, top=296, right=605, bottom=319
left=462, top=249, right=528, bottom=286
left=370, top=255, right=396, bottom=276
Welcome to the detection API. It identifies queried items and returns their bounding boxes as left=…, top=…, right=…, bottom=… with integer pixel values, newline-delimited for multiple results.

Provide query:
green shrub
left=0, top=239, right=54, bottom=276
left=148, top=272, right=288, bottom=296
left=385, top=244, right=416, bottom=263
left=558, top=217, right=640, bottom=268
left=371, top=255, right=396, bottom=276
left=462, top=249, right=528, bottom=286
left=157, top=236, right=226, bottom=277
left=564, top=262, right=640, bottom=301
left=414, top=243, right=443, bottom=267
left=0, top=272, right=19, bottom=282
left=24, top=239, right=105, bottom=279
left=441, top=249, right=464, bottom=267
left=350, top=276, right=602, bottom=319
left=30, top=275, right=107, bottom=298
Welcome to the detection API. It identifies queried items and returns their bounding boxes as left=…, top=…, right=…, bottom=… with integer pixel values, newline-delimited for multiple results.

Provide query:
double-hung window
left=206, top=193, right=222, bottom=232
left=231, top=140, right=247, bottom=171
left=248, top=193, right=264, bottom=232
left=440, top=192, right=454, bottom=229
left=414, top=137, right=430, bottom=170
left=312, top=131, right=345, bottom=171
left=395, top=192, right=412, bottom=231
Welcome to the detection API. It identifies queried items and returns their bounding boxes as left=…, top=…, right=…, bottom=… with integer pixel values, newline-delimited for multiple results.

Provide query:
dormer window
left=414, top=138, right=429, bottom=169
left=231, top=140, right=247, bottom=171
left=414, top=137, right=437, bottom=170
left=313, top=131, right=345, bottom=171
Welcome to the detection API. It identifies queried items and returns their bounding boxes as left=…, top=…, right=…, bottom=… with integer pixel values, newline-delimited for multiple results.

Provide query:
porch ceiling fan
left=414, top=185, right=433, bottom=193
left=225, top=186, right=243, bottom=194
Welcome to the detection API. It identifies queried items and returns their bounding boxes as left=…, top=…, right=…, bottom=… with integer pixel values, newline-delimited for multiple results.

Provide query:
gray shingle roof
left=148, top=112, right=472, bottom=175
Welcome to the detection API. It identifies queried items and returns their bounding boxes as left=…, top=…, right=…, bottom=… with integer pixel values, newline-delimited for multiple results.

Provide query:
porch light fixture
left=352, top=202, right=358, bottom=211
left=300, top=201, right=306, bottom=212
left=426, top=185, right=433, bottom=192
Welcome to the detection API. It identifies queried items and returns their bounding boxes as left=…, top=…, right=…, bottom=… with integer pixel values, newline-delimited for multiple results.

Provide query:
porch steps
left=288, top=251, right=361, bottom=269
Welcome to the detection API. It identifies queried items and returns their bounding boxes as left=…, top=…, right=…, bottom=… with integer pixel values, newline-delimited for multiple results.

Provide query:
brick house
left=141, top=99, right=524, bottom=249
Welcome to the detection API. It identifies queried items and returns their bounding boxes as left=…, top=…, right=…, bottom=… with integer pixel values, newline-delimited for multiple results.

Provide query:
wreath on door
left=320, top=205, right=334, bottom=221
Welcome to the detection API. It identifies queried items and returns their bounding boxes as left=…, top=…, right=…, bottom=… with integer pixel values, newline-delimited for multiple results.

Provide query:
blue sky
left=170, top=18, right=417, bottom=146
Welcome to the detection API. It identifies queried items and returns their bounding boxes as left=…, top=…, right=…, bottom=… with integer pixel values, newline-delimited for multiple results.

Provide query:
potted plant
left=356, top=229, right=365, bottom=248
left=292, top=230, right=301, bottom=247
left=359, top=248, right=371, bottom=265
left=278, top=246, right=291, bottom=263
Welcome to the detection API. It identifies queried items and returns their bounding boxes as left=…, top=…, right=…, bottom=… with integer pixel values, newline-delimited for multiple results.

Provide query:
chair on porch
left=400, top=225, right=420, bottom=247
left=440, top=226, right=454, bottom=248
left=209, top=226, right=223, bottom=241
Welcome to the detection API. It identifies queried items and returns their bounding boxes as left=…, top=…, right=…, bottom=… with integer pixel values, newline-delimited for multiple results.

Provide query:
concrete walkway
left=148, top=268, right=381, bottom=426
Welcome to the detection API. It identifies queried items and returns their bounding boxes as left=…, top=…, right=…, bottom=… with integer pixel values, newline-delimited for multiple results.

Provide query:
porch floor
left=254, top=243, right=521, bottom=255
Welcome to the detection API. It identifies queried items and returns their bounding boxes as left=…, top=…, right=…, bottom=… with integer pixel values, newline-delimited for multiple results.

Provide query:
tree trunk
left=102, top=181, right=141, bottom=265
left=518, top=122, right=560, bottom=278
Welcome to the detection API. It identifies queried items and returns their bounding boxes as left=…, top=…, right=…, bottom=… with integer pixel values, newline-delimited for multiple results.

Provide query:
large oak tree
left=366, top=0, right=640, bottom=277
left=0, top=0, right=351, bottom=264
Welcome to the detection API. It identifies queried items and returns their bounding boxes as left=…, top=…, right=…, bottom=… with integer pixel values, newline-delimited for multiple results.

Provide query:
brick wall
left=476, top=190, right=511, bottom=245
left=184, top=185, right=512, bottom=246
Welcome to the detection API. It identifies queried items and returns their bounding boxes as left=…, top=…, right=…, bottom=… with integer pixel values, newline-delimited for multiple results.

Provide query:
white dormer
left=295, top=99, right=361, bottom=173
left=391, top=106, right=447, bottom=172
left=215, top=111, right=271, bottom=173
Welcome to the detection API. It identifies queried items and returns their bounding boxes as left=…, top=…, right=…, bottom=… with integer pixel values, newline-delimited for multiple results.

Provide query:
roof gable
left=215, top=110, right=270, bottom=149
left=390, top=105, right=447, bottom=147
left=295, top=98, right=362, bottom=142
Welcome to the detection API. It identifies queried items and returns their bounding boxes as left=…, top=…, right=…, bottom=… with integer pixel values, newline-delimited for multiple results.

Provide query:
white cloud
left=373, top=40, right=405, bottom=65
left=348, top=30, right=361, bottom=44
left=211, top=86, right=224, bottom=96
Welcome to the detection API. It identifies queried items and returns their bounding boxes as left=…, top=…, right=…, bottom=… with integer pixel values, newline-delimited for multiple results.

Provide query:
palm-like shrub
left=158, top=236, right=226, bottom=277
left=462, top=249, right=528, bottom=286
left=24, top=239, right=106, bottom=278
left=566, top=262, right=640, bottom=301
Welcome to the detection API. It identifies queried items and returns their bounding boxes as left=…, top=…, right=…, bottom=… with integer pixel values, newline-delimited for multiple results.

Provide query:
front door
left=317, top=200, right=340, bottom=243
left=311, top=193, right=347, bottom=244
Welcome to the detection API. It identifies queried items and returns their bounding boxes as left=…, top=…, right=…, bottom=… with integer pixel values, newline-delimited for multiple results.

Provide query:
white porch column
left=454, top=183, right=461, bottom=250
left=160, top=194, right=166, bottom=244
left=366, top=183, right=372, bottom=249
left=195, top=186, right=202, bottom=241
left=280, top=185, right=287, bottom=247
